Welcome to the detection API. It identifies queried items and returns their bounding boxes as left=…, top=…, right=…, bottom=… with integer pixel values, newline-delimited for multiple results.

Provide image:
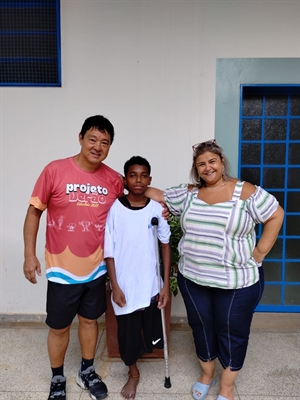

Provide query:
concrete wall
left=1, top=0, right=299, bottom=318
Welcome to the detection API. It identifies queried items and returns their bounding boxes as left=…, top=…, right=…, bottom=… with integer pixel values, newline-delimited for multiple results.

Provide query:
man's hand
left=23, top=255, right=42, bottom=284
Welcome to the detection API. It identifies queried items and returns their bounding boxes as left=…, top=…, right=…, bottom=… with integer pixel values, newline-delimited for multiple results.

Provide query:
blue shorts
left=46, top=274, right=107, bottom=329
left=178, top=268, right=264, bottom=371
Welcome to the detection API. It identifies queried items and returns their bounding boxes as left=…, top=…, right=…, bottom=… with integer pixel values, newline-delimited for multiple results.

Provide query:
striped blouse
left=164, top=181, right=279, bottom=289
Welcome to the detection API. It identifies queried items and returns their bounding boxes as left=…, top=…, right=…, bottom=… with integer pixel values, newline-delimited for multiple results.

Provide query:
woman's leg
left=198, top=359, right=216, bottom=383
left=214, top=269, right=264, bottom=371
left=219, top=367, right=239, bottom=400
left=214, top=269, right=264, bottom=399
left=178, top=271, right=218, bottom=363
left=178, top=272, right=217, bottom=398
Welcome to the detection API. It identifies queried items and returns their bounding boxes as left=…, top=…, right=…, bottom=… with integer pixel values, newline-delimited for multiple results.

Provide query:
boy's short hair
left=124, top=156, right=151, bottom=176
left=80, top=115, right=115, bottom=143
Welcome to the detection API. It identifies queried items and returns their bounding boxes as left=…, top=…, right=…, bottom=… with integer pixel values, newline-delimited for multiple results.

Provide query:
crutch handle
left=151, top=217, right=158, bottom=226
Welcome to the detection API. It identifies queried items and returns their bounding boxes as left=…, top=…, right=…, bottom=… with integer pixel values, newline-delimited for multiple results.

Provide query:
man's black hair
left=80, top=115, right=115, bottom=143
left=124, top=156, right=151, bottom=176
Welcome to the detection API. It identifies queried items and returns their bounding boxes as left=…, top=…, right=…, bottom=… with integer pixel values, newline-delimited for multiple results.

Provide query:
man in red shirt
left=23, top=115, right=124, bottom=400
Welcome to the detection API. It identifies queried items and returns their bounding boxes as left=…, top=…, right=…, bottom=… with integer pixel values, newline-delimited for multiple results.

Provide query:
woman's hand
left=252, top=247, right=264, bottom=264
left=160, top=202, right=170, bottom=220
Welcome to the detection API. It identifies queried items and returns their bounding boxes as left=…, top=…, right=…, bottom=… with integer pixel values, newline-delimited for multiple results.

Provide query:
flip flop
left=191, top=377, right=216, bottom=400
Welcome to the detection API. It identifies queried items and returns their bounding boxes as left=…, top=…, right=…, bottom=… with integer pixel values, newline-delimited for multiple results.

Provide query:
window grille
left=239, top=85, right=300, bottom=312
left=0, top=0, right=61, bottom=86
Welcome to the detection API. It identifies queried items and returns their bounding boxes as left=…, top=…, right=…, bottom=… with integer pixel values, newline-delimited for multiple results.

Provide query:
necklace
left=204, top=181, right=226, bottom=190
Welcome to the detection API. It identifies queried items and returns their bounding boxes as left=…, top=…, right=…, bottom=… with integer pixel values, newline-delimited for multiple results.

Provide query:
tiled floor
left=0, top=313, right=299, bottom=399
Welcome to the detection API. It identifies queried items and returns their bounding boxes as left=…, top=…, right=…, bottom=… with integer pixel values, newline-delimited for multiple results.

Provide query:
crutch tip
left=164, top=377, right=171, bottom=388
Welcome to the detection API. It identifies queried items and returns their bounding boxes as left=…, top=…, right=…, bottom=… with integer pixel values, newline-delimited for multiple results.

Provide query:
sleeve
left=247, top=186, right=279, bottom=224
left=163, top=184, right=189, bottom=216
left=116, top=173, right=124, bottom=197
left=104, top=206, right=115, bottom=258
left=29, top=165, right=53, bottom=211
left=157, top=207, right=171, bottom=244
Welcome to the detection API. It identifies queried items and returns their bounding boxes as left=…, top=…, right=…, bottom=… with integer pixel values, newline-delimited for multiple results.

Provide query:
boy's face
left=125, top=164, right=152, bottom=195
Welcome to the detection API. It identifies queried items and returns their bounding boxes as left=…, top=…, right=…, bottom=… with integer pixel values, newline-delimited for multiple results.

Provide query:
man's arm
left=23, top=205, right=43, bottom=284
left=158, top=242, right=171, bottom=309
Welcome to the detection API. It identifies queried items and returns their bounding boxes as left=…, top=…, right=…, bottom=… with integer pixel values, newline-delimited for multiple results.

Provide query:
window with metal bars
left=239, top=85, right=300, bottom=312
left=0, top=0, right=61, bottom=86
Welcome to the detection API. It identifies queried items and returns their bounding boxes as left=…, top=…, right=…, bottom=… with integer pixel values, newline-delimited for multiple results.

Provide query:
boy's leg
left=142, top=295, right=163, bottom=351
left=116, top=312, right=144, bottom=399
left=121, top=362, right=140, bottom=399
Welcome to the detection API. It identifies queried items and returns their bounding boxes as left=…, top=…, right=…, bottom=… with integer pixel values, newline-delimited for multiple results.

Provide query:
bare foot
left=121, top=372, right=140, bottom=399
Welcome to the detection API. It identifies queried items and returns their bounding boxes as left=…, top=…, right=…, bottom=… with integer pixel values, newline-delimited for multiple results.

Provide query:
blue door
left=239, top=85, right=300, bottom=312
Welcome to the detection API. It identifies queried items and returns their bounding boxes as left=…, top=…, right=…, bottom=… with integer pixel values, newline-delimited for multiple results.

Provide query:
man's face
left=124, top=164, right=152, bottom=195
left=79, top=128, right=111, bottom=170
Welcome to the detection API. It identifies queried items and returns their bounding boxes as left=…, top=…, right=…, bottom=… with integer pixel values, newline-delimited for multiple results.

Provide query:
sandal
left=191, top=377, right=216, bottom=400
left=217, top=396, right=228, bottom=400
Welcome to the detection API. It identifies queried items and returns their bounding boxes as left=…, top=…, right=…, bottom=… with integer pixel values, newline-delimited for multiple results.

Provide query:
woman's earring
left=222, top=166, right=225, bottom=176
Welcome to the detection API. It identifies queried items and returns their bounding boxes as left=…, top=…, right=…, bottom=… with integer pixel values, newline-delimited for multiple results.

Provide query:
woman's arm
left=252, top=205, right=284, bottom=263
left=145, top=187, right=165, bottom=203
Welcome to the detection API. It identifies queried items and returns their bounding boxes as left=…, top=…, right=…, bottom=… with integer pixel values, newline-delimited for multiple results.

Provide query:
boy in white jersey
left=104, top=156, right=171, bottom=399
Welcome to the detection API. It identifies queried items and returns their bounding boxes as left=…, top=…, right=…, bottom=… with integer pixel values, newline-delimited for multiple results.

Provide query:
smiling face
left=124, top=164, right=152, bottom=196
left=195, top=151, right=224, bottom=186
left=78, top=128, right=111, bottom=171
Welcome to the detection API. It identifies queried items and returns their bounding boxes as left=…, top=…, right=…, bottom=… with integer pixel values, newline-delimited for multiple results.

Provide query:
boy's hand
left=158, top=286, right=170, bottom=309
left=112, top=287, right=126, bottom=307
left=160, top=202, right=170, bottom=220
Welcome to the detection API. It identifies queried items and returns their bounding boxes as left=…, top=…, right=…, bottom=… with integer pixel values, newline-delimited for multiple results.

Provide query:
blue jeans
left=178, top=268, right=264, bottom=371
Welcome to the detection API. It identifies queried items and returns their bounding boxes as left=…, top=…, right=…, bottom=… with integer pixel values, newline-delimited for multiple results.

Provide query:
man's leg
left=47, top=325, right=71, bottom=400
left=48, top=325, right=71, bottom=367
left=76, top=315, right=107, bottom=399
left=77, top=315, right=98, bottom=359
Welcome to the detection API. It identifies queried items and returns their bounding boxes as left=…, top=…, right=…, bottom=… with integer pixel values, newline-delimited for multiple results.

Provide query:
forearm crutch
left=151, top=217, right=171, bottom=388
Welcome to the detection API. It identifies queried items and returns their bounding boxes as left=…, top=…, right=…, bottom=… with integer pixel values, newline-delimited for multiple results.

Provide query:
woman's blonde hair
left=190, top=140, right=232, bottom=188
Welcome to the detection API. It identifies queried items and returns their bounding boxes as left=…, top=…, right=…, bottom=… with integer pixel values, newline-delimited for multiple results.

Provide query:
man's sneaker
left=76, top=365, right=108, bottom=400
left=48, top=375, right=66, bottom=400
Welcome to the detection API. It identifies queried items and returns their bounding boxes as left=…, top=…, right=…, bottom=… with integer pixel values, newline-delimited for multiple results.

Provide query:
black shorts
left=46, top=274, right=107, bottom=329
left=116, top=297, right=163, bottom=366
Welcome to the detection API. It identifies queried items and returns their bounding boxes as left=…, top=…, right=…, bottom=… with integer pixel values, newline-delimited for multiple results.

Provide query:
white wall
left=1, top=0, right=299, bottom=317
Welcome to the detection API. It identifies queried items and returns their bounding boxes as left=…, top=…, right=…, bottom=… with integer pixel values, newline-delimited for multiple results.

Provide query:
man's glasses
left=192, top=139, right=217, bottom=152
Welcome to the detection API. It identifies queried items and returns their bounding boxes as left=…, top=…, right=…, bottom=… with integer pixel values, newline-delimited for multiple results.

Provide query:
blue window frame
left=0, top=0, right=61, bottom=86
left=239, top=85, right=300, bottom=312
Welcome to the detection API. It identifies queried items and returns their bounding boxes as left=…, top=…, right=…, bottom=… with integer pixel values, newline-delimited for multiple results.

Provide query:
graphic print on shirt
left=66, top=182, right=108, bottom=206
left=29, top=158, right=124, bottom=283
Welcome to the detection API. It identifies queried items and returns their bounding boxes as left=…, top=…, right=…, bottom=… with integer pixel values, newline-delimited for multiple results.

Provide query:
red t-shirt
left=29, top=157, right=124, bottom=283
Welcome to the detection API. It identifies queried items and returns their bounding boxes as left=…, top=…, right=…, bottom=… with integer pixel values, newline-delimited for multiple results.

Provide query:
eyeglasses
left=192, top=139, right=217, bottom=152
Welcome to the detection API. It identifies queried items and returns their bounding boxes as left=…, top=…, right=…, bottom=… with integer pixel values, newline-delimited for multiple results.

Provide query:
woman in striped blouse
left=146, top=140, right=284, bottom=400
